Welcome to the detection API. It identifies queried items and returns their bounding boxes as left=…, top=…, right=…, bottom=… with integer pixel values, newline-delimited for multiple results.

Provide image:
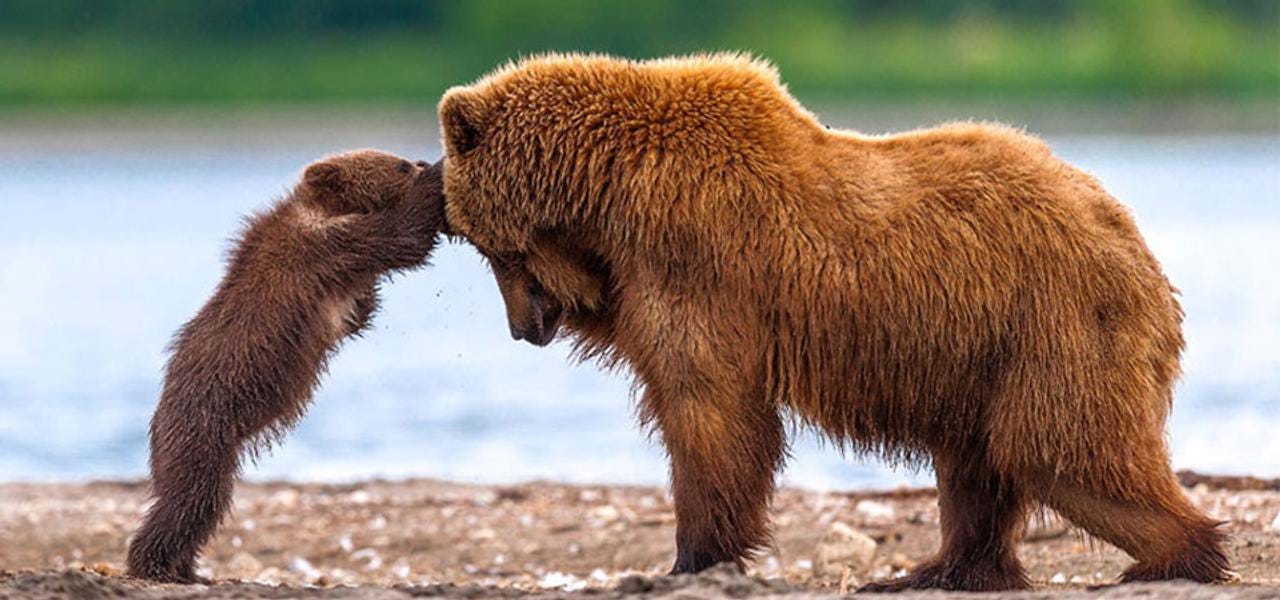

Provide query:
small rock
left=270, top=489, right=300, bottom=508
left=89, top=562, right=121, bottom=577
left=255, top=567, right=285, bottom=585
left=495, top=486, right=530, bottom=502
left=392, top=562, right=411, bottom=579
left=469, top=527, right=496, bottom=540
left=224, top=552, right=263, bottom=579
left=618, top=575, right=654, bottom=593
left=815, top=522, right=877, bottom=577
left=351, top=548, right=383, bottom=570
left=289, top=556, right=321, bottom=582
left=538, top=571, right=586, bottom=591
left=1271, top=511, right=1280, bottom=533
left=348, top=490, right=372, bottom=504
left=589, top=505, right=621, bottom=524
left=1050, top=572, right=1067, bottom=584
left=327, top=569, right=355, bottom=585
left=854, top=499, right=895, bottom=521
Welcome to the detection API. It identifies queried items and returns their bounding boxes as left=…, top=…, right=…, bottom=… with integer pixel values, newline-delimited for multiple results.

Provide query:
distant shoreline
left=6, top=468, right=1278, bottom=494
left=2, top=472, right=1278, bottom=598
left=0, top=97, right=1276, bottom=151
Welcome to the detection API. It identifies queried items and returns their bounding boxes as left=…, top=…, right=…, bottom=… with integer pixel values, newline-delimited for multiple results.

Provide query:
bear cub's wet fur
left=127, top=150, right=445, bottom=583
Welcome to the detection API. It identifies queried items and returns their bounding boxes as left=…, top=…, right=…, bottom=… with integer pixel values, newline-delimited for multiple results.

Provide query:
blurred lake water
left=0, top=113, right=1276, bottom=489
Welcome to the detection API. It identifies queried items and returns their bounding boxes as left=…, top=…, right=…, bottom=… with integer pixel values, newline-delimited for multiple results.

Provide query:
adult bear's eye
left=397, top=161, right=413, bottom=174
left=492, top=252, right=525, bottom=268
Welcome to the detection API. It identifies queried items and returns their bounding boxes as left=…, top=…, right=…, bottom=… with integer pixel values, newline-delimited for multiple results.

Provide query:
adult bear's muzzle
left=490, top=259, right=564, bottom=347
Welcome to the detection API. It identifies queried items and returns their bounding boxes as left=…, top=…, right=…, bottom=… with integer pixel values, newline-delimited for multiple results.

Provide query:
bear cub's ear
left=440, top=88, right=488, bottom=156
left=304, top=161, right=350, bottom=193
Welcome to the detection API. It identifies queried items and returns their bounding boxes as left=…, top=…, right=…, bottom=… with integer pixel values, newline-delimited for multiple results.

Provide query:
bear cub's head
left=300, top=149, right=440, bottom=216
left=289, top=149, right=447, bottom=274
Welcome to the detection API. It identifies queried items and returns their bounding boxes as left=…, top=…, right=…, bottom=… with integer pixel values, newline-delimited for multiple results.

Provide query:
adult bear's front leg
left=645, top=382, right=787, bottom=574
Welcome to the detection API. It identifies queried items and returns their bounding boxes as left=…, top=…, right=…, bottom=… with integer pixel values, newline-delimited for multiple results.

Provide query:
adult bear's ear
left=440, top=87, right=488, bottom=156
left=303, top=161, right=349, bottom=192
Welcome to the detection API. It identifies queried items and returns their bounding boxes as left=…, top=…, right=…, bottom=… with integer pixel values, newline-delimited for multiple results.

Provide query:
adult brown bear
left=438, top=53, right=1230, bottom=591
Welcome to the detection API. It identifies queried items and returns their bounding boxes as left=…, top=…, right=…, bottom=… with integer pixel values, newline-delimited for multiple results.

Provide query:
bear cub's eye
left=397, top=161, right=413, bottom=174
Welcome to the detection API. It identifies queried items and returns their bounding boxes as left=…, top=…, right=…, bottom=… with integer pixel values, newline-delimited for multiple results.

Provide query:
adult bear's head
left=469, top=231, right=612, bottom=347
left=438, top=53, right=809, bottom=347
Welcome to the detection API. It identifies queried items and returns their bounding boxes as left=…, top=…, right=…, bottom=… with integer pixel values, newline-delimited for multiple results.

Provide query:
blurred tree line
left=0, top=0, right=1275, bottom=105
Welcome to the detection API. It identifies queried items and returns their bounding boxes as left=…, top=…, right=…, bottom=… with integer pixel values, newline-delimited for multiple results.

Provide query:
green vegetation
left=0, top=0, right=1275, bottom=107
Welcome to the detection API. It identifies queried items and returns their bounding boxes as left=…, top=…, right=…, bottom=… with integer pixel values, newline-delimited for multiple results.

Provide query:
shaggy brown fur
left=438, top=54, right=1231, bottom=590
left=126, top=151, right=445, bottom=583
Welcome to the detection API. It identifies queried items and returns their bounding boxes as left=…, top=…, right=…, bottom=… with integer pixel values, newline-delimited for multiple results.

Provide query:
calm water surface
left=0, top=124, right=1276, bottom=489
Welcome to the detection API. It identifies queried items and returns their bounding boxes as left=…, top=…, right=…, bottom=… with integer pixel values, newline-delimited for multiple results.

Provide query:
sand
left=1, top=473, right=1277, bottom=598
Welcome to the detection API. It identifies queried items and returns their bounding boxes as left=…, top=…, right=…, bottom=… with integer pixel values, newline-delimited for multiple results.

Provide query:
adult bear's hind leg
left=648, top=384, right=786, bottom=574
left=1042, top=462, right=1230, bottom=584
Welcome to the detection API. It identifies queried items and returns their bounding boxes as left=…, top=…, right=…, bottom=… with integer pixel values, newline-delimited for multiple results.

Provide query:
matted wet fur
left=126, top=151, right=445, bottom=583
left=437, top=53, right=1231, bottom=589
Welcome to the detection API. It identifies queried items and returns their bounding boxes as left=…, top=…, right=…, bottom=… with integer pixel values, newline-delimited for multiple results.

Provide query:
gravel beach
left=2, top=473, right=1277, bottom=598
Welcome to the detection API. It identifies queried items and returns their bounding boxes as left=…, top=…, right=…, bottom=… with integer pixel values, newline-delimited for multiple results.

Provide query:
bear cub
left=127, top=150, right=445, bottom=583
